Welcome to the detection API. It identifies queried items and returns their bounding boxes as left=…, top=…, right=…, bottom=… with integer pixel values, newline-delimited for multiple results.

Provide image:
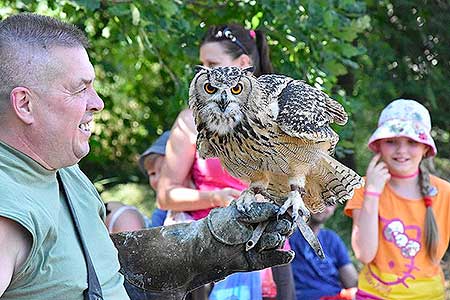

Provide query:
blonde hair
left=419, top=158, right=439, bottom=262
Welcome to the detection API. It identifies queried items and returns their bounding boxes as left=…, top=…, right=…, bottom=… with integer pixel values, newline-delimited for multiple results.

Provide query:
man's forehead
left=49, top=46, right=95, bottom=82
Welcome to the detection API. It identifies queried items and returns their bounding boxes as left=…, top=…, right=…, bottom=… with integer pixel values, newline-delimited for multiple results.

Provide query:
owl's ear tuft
left=194, top=65, right=208, bottom=74
left=242, top=66, right=255, bottom=75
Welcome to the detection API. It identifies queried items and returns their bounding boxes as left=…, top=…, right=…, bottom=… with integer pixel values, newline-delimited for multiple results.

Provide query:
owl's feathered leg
left=278, top=176, right=325, bottom=259
left=278, top=176, right=310, bottom=222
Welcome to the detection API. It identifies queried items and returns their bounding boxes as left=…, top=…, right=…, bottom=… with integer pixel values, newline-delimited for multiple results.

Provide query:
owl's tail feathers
left=318, top=154, right=364, bottom=205
left=326, top=97, right=348, bottom=125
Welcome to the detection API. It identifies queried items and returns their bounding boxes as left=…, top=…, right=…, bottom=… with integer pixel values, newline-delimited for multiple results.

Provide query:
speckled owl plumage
left=189, top=66, right=364, bottom=254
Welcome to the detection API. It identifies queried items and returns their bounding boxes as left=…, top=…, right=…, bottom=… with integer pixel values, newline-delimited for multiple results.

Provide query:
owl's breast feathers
left=197, top=113, right=322, bottom=182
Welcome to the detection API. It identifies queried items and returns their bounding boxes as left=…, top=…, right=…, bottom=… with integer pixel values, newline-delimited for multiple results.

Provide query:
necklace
left=390, top=169, right=419, bottom=179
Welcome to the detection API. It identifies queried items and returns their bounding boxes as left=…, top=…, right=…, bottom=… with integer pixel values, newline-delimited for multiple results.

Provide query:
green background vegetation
left=1, top=0, right=449, bottom=249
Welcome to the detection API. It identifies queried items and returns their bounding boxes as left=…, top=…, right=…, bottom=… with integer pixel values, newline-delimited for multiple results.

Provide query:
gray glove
left=111, top=202, right=294, bottom=300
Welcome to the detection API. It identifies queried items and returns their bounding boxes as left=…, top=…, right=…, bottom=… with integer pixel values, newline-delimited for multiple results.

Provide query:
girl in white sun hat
left=344, top=99, right=450, bottom=299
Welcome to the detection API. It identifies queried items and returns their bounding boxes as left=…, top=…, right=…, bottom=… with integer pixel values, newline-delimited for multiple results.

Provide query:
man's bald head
left=0, top=13, right=89, bottom=112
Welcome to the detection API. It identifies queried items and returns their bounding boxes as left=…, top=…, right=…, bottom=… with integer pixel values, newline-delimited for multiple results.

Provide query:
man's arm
left=0, top=216, right=32, bottom=296
left=338, top=263, right=358, bottom=288
left=111, top=202, right=294, bottom=299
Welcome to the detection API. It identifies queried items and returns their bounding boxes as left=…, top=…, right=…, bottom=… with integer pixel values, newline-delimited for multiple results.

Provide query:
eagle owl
left=189, top=66, right=364, bottom=254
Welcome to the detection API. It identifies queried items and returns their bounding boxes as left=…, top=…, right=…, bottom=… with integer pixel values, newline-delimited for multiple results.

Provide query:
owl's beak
left=218, top=91, right=229, bottom=112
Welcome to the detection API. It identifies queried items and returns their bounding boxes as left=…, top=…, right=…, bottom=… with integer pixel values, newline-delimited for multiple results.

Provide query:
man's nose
left=88, top=89, right=104, bottom=112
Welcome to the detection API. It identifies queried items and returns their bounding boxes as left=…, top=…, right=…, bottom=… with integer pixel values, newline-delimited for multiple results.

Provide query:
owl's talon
left=236, top=189, right=257, bottom=212
left=297, top=207, right=311, bottom=223
left=295, top=217, right=325, bottom=259
left=278, top=202, right=290, bottom=216
left=282, top=190, right=311, bottom=223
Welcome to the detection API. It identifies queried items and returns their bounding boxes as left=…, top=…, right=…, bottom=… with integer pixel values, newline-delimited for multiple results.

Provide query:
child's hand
left=365, top=153, right=391, bottom=193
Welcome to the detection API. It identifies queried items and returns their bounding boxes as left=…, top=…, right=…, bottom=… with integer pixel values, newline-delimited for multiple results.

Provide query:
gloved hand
left=111, top=201, right=294, bottom=300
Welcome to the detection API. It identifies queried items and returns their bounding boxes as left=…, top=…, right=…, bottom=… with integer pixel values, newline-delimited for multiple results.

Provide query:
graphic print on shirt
left=368, top=217, right=421, bottom=288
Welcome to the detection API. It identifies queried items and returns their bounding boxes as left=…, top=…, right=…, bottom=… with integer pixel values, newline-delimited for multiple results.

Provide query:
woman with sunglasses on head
left=157, top=24, right=295, bottom=300
left=344, top=99, right=450, bottom=299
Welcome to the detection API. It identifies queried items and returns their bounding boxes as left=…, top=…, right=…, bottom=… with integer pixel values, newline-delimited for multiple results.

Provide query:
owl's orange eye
left=230, top=83, right=243, bottom=95
left=204, top=83, right=217, bottom=94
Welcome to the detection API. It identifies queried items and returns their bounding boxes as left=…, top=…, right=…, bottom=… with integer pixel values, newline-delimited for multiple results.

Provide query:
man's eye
left=74, top=87, right=87, bottom=94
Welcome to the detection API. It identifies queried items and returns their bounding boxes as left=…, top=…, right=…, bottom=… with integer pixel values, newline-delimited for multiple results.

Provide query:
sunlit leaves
left=73, top=0, right=99, bottom=11
left=0, top=0, right=371, bottom=182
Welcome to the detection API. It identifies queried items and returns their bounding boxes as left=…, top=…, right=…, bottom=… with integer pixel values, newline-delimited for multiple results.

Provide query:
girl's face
left=378, top=137, right=429, bottom=175
left=199, top=42, right=251, bottom=68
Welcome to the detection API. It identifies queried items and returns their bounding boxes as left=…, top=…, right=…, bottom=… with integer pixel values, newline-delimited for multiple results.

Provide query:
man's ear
left=10, top=87, right=34, bottom=124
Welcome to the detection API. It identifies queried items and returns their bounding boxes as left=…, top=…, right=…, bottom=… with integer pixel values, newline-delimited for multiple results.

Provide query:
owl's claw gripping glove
left=111, top=202, right=295, bottom=300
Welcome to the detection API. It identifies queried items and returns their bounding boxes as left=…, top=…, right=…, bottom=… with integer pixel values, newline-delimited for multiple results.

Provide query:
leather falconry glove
left=111, top=201, right=295, bottom=300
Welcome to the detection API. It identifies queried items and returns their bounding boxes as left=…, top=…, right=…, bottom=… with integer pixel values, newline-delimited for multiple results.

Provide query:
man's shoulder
left=0, top=159, right=24, bottom=189
left=0, top=167, right=30, bottom=220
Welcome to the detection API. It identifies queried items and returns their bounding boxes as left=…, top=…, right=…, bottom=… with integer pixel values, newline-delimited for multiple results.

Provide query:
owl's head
left=189, top=66, right=256, bottom=135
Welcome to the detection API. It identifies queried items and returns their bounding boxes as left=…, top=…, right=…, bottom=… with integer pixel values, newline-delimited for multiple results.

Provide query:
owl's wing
left=257, top=74, right=292, bottom=99
left=274, top=80, right=348, bottom=144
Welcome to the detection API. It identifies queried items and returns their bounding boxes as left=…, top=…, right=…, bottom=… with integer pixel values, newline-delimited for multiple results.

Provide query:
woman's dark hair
left=201, top=23, right=273, bottom=77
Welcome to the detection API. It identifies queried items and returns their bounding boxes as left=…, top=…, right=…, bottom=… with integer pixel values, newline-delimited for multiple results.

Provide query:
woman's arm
left=157, top=109, right=239, bottom=211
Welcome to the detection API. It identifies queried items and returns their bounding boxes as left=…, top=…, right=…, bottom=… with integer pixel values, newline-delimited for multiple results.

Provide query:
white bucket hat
left=368, top=99, right=437, bottom=157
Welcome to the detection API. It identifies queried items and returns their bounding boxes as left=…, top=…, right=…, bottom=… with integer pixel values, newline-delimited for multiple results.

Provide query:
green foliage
left=1, top=0, right=448, bottom=248
left=351, top=0, right=450, bottom=171
left=0, top=0, right=371, bottom=183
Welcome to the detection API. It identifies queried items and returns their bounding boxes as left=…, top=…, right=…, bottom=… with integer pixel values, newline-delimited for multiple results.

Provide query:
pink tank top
left=190, top=153, right=248, bottom=220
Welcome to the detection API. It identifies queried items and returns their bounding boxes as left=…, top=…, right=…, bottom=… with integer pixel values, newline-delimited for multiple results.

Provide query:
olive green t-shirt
left=0, top=141, right=129, bottom=300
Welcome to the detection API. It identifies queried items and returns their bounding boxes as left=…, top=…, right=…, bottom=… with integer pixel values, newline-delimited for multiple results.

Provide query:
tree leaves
left=73, top=0, right=99, bottom=11
left=2, top=0, right=447, bottom=184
